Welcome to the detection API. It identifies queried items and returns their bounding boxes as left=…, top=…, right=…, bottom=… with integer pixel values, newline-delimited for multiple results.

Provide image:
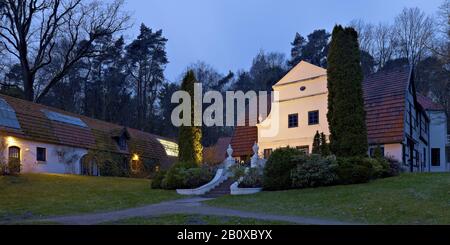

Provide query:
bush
left=150, top=170, right=167, bottom=189
left=336, top=157, right=374, bottom=184
left=183, top=167, right=213, bottom=188
left=290, top=154, right=338, bottom=188
left=239, top=167, right=263, bottom=188
left=229, top=164, right=246, bottom=181
left=161, top=165, right=185, bottom=189
left=161, top=162, right=213, bottom=190
left=369, top=157, right=390, bottom=178
left=385, top=155, right=401, bottom=177
left=263, top=147, right=303, bottom=190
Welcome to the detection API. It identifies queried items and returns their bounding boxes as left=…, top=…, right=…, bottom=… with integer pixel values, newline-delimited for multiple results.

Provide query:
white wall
left=384, top=143, right=403, bottom=162
left=257, top=74, right=329, bottom=156
left=427, top=111, right=448, bottom=172
left=1, top=135, right=87, bottom=174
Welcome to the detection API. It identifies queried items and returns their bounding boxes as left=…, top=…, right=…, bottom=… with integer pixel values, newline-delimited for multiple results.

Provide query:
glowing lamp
left=132, top=154, right=139, bottom=161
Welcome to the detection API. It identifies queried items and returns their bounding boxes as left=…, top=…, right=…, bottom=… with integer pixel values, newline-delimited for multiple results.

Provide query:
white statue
left=225, top=144, right=235, bottom=169
left=250, top=142, right=259, bottom=168
left=226, top=144, right=233, bottom=160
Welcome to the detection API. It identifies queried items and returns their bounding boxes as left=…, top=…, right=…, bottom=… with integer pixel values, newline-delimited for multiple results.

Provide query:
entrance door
left=8, top=146, right=21, bottom=173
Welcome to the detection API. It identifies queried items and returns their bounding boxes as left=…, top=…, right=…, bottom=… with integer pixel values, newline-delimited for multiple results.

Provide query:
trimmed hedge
left=263, top=147, right=303, bottom=190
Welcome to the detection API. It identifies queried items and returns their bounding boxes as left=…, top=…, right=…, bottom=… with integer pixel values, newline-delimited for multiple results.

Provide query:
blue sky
left=123, top=0, right=442, bottom=82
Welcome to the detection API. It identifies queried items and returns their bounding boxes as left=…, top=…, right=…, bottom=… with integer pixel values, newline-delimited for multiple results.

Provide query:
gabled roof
left=0, top=94, right=172, bottom=161
left=362, top=66, right=412, bottom=144
left=274, top=61, right=326, bottom=87
left=416, top=94, right=445, bottom=111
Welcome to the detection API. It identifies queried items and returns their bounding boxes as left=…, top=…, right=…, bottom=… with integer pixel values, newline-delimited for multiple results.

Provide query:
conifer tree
left=327, top=25, right=368, bottom=157
left=320, top=132, right=330, bottom=156
left=178, top=70, right=203, bottom=165
left=312, top=131, right=321, bottom=154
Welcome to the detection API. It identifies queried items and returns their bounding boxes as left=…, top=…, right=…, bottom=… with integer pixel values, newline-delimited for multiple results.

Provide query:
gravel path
left=36, top=197, right=357, bottom=225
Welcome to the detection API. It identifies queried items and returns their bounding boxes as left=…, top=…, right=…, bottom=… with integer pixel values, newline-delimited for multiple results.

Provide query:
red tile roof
left=230, top=125, right=257, bottom=157
left=362, top=67, right=411, bottom=144
left=416, top=94, right=445, bottom=111
left=0, top=94, right=171, bottom=161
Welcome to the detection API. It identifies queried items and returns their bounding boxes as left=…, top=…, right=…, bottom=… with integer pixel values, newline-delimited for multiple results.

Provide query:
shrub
left=161, top=166, right=186, bottom=190
left=291, top=154, right=338, bottom=188
left=150, top=170, right=167, bottom=189
left=369, top=157, right=390, bottom=178
left=183, top=167, right=213, bottom=188
left=229, top=164, right=246, bottom=181
left=336, top=157, right=374, bottom=184
left=263, top=147, right=303, bottom=190
left=385, top=155, right=401, bottom=177
left=7, top=158, right=21, bottom=175
left=239, top=167, right=263, bottom=188
left=161, top=162, right=213, bottom=190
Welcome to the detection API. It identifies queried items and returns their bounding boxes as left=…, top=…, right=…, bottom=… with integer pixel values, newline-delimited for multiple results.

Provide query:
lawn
left=206, top=173, right=450, bottom=224
left=103, top=214, right=293, bottom=225
left=0, top=173, right=181, bottom=221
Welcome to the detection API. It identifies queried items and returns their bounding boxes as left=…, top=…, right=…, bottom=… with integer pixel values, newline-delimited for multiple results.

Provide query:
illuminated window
left=131, top=160, right=139, bottom=172
left=157, top=138, right=178, bottom=157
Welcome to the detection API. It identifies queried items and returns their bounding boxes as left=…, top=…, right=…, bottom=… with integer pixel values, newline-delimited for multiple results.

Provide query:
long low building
left=0, top=94, right=178, bottom=177
left=231, top=61, right=448, bottom=172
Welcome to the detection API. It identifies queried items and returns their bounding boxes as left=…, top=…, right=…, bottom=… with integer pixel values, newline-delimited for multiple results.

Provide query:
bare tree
left=394, top=7, right=435, bottom=67
left=349, top=19, right=374, bottom=53
left=0, top=0, right=130, bottom=102
left=373, top=23, right=397, bottom=69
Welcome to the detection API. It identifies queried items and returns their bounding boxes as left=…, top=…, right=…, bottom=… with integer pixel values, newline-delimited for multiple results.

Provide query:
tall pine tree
left=327, top=25, right=368, bottom=157
left=288, top=33, right=306, bottom=67
left=178, top=70, right=203, bottom=166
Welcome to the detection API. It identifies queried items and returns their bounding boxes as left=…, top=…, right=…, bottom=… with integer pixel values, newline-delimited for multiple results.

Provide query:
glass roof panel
left=41, top=109, right=88, bottom=128
left=0, top=98, right=21, bottom=129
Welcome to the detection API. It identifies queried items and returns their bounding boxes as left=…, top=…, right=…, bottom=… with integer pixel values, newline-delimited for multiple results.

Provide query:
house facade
left=231, top=61, right=448, bottom=172
left=0, top=94, right=178, bottom=176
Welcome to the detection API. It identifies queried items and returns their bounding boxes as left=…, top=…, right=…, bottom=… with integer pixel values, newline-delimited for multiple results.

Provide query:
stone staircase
left=202, top=178, right=235, bottom=198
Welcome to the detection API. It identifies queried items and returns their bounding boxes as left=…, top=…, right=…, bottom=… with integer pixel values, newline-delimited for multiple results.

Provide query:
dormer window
left=117, top=136, right=128, bottom=151
left=112, top=127, right=130, bottom=151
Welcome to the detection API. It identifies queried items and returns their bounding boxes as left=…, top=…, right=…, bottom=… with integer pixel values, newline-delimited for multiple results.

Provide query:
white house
left=0, top=94, right=178, bottom=176
left=230, top=61, right=448, bottom=172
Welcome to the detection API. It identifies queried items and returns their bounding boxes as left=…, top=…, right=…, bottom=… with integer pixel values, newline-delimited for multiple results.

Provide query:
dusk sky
left=123, top=0, right=443, bottom=82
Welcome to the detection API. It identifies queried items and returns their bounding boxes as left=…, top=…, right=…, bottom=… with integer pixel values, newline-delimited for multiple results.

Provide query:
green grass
left=206, top=173, right=450, bottom=224
left=0, top=173, right=181, bottom=221
left=103, top=214, right=293, bottom=225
